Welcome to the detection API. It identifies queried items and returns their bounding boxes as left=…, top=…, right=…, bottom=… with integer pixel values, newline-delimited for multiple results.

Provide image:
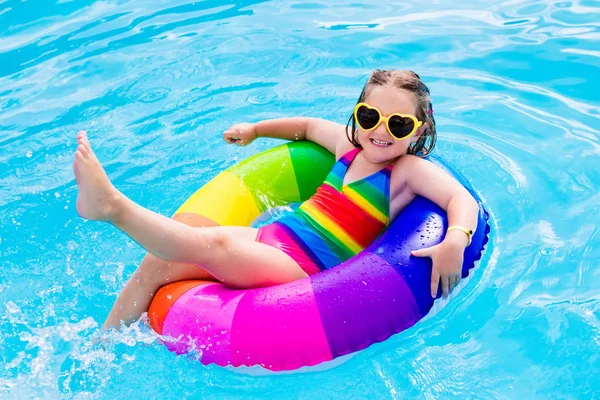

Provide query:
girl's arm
left=404, top=156, right=478, bottom=237
left=399, top=156, right=479, bottom=298
left=223, top=117, right=348, bottom=155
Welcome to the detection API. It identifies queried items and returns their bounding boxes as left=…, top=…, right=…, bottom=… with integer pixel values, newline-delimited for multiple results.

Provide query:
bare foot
left=73, top=131, right=121, bottom=221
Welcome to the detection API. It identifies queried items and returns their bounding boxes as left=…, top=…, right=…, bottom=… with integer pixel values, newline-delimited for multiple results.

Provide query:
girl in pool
left=73, top=69, right=479, bottom=330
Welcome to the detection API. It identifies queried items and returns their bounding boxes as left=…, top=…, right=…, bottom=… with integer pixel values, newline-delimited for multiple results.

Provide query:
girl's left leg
left=74, top=131, right=308, bottom=289
left=103, top=214, right=268, bottom=330
left=103, top=212, right=219, bottom=330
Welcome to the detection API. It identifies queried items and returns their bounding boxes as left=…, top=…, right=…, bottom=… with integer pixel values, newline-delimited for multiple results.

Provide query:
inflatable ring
left=148, top=141, right=490, bottom=371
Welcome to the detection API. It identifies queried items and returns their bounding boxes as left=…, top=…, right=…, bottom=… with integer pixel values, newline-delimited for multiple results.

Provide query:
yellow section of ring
left=174, top=171, right=261, bottom=227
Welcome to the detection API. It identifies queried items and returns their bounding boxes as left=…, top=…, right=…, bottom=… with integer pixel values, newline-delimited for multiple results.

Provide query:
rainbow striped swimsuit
left=256, top=148, right=392, bottom=275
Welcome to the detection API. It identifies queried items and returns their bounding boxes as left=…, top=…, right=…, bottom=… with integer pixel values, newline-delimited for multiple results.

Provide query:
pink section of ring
left=161, top=283, right=244, bottom=366
left=230, top=277, right=332, bottom=370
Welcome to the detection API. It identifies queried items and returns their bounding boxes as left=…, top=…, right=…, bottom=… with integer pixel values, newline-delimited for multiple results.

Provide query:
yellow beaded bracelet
left=447, top=226, right=473, bottom=246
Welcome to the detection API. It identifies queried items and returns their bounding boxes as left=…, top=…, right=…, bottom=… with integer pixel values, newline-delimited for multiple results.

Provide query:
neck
left=358, top=149, right=400, bottom=169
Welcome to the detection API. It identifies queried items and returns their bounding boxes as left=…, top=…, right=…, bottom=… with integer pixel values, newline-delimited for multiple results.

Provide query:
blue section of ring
left=364, top=156, right=490, bottom=317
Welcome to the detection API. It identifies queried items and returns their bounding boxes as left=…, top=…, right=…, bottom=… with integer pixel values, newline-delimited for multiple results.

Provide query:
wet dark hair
left=345, top=69, right=437, bottom=157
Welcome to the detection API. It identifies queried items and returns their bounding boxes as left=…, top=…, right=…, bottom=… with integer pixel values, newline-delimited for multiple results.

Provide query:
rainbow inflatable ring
left=148, top=141, right=490, bottom=371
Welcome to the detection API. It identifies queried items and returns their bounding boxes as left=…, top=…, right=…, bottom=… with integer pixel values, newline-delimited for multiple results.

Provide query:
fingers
left=451, top=275, right=460, bottom=292
left=411, top=246, right=434, bottom=258
left=442, top=276, right=450, bottom=298
left=443, top=275, right=462, bottom=298
left=223, top=129, right=245, bottom=145
left=430, top=269, right=440, bottom=298
left=223, top=129, right=238, bottom=144
left=431, top=272, right=462, bottom=299
left=417, top=244, right=462, bottom=299
left=223, top=123, right=256, bottom=146
left=448, top=276, right=456, bottom=296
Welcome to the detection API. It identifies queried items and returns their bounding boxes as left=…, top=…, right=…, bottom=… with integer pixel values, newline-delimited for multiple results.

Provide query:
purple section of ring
left=310, top=251, right=421, bottom=358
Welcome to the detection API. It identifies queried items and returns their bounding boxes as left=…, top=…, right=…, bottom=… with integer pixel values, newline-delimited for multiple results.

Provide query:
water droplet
left=26, top=151, right=32, bottom=158
left=540, top=248, right=556, bottom=256
left=54, top=192, right=60, bottom=198
left=166, top=295, right=172, bottom=300
left=6, top=301, right=20, bottom=314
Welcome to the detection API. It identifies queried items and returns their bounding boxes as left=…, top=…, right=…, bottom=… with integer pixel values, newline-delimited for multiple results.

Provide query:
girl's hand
left=411, top=239, right=465, bottom=298
left=223, top=123, right=257, bottom=146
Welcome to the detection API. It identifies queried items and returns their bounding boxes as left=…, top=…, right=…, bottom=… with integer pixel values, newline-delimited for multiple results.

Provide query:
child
left=73, top=69, right=479, bottom=330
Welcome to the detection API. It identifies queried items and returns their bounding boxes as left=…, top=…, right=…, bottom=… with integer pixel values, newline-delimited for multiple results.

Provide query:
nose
left=372, top=118, right=388, bottom=136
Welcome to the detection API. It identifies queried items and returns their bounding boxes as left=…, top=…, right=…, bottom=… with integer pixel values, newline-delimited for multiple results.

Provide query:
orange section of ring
left=148, top=280, right=211, bottom=335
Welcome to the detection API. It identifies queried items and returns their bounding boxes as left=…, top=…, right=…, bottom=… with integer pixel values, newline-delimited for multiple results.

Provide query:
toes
left=78, top=145, right=89, bottom=158
left=82, top=136, right=90, bottom=149
left=76, top=131, right=97, bottom=162
left=77, top=131, right=90, bottom=148
left=81, top=133, right=90, bottom=147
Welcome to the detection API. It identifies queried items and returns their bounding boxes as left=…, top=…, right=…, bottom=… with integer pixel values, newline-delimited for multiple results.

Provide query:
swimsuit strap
left=324, top=147, right=394, bottom=191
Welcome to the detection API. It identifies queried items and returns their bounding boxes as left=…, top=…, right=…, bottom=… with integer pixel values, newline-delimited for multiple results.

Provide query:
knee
left=209, top=229, right=232, bottom=249
left=204, top=229, right=234, bottom=259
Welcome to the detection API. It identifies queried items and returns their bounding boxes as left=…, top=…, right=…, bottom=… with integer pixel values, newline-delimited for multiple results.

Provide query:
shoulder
left=306, top=119, right=350, bottom=156
left=335, top=140, right=357, bottom=160
left=390, top=155, right=433, bottom=191
left=390, top=154, right=423, bottom=177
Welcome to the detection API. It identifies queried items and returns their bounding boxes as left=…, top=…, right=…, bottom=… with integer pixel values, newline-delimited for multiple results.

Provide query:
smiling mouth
left=370, top=138, right=392, bottom=147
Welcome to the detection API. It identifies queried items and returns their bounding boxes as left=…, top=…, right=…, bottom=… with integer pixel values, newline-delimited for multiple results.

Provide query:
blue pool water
left=1, top=0, right=599, bottom=398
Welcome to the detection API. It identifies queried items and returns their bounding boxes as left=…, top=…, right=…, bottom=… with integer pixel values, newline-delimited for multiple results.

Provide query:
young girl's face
left=356, top=85, right=426, bottom=164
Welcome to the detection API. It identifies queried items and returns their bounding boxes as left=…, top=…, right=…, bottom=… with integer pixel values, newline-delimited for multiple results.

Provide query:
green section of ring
left=227, top=142, right=335, bottom=211
left=288, top=142, right=335, bottom=200
left=228, top=144, right=300, bottom=211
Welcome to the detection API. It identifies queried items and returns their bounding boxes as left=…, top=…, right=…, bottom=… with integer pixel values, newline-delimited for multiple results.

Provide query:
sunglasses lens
left=388, top=115, right=415, bottom=139
left=356, top=105, right=380, bottom=130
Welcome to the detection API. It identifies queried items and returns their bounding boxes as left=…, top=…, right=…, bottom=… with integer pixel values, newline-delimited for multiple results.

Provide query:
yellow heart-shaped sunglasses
left=354, top=102, right=423, bottom=140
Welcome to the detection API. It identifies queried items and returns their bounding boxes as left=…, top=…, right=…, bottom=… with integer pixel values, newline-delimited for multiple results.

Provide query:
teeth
left=371, top=139, right=391, bottom=146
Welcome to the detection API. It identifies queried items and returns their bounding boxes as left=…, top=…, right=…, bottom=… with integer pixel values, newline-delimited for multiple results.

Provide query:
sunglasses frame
left=353, top=102, right=423, bottom=141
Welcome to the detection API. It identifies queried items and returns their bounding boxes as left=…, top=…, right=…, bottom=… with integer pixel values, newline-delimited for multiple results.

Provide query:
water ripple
left=1, top=0, right=600, bottom=397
